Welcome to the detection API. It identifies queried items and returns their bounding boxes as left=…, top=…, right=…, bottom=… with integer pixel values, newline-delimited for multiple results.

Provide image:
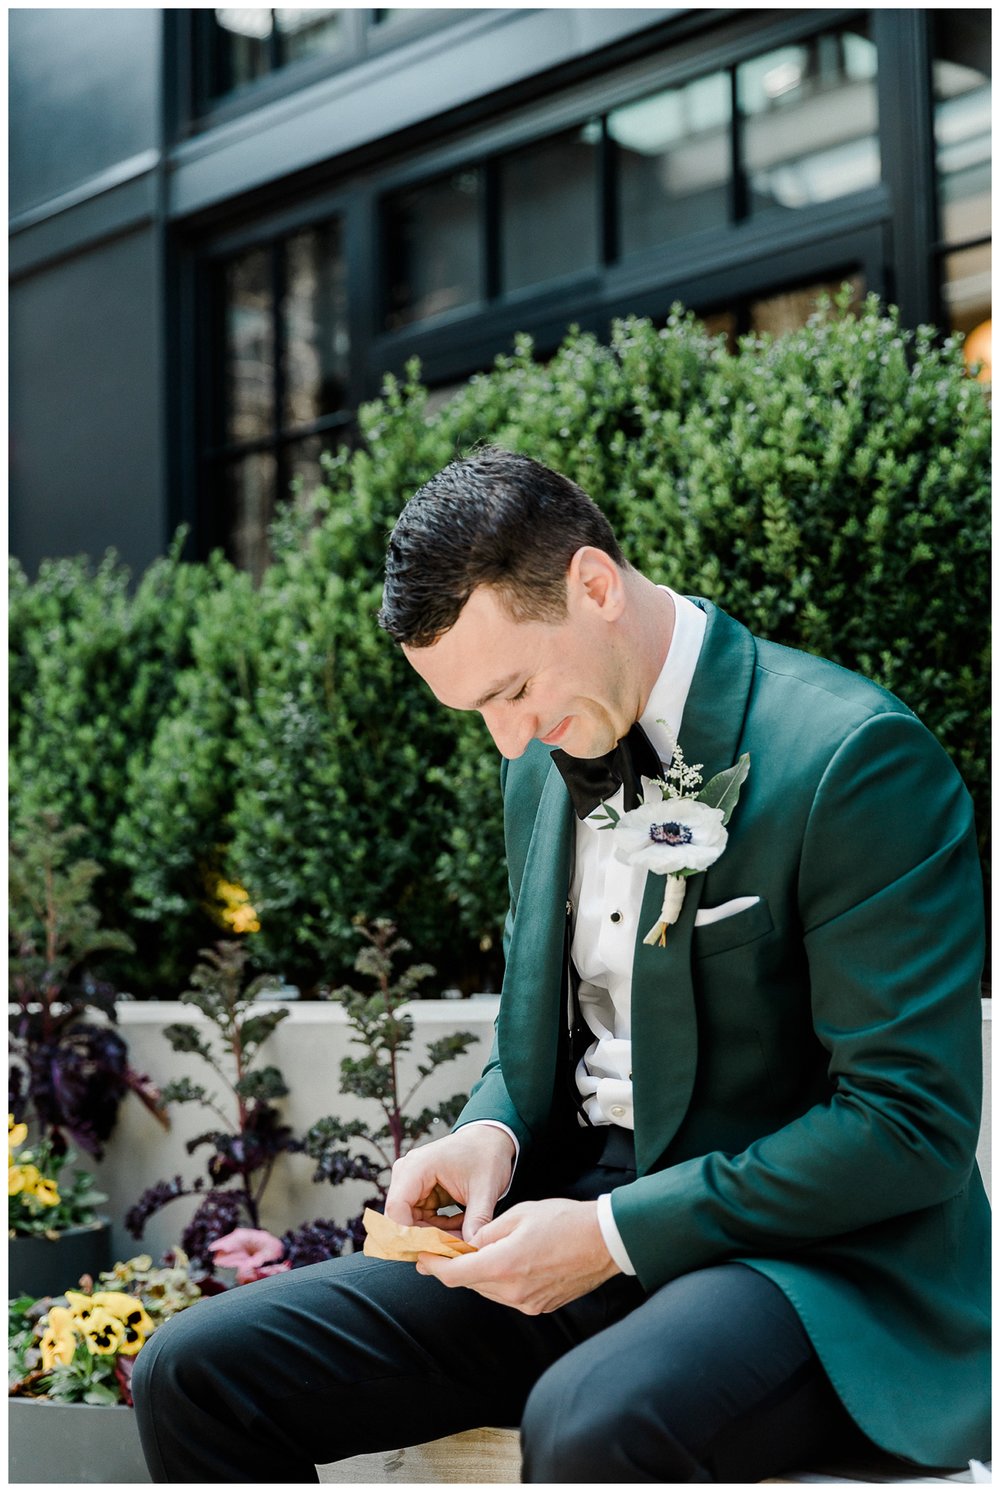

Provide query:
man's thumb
left=461, top=1185, right=496, bottom=1244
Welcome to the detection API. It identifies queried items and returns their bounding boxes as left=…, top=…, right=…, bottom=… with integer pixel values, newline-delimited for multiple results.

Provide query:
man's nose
left=481, top=704, right=536, bottom=760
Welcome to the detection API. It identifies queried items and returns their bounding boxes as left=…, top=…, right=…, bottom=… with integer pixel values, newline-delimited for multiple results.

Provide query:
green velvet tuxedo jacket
left=456, top=598, right=990, bottom=1467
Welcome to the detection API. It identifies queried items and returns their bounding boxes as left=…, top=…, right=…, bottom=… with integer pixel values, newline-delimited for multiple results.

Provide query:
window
left=380, top=17, right=881, bottom=331
left=211, top=219, right=350, bottom=578
left=206, top=8, right=344, bottom=97
left=931, top=10, right=991, bottom=357
left=499, top=124, right=601, bottom=293
left=611, top=72, right=731, bottom=255
left=384, top=170, right=483, bottom=330
left=737, top=22, right=879, bottom=212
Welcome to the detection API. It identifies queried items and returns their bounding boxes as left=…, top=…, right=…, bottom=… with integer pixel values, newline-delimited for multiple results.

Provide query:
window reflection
left=225, top=249, right=274, bottom=445
left=932, top=13, right=991, bottom=247
left=738, top=23, right=879, bottom=211
left=500, top=125, right=600, bottom=292
left=282, top=223, right=350, bottom=428
left=750, top=273, right=865, bottom=337
left=275, top=8, right=342, bottom=64
left=942, top=243, right=991, bottom=340
left=217, top=218, right=349, bottom=575
left=384, top=171, right=482, bottom=329
left=210, top=7, right=342, bottom=94
left=611, top=72, right=731, bottom=254
left=227, top=452, right=277, bottom=583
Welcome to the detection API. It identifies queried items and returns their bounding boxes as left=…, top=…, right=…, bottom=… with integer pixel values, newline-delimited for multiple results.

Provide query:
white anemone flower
left=612, top=798, right=728, bottom=876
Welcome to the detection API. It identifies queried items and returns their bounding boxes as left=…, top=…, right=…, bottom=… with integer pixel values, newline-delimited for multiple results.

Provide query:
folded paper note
left=362, top=1207, right=478, bottom=1262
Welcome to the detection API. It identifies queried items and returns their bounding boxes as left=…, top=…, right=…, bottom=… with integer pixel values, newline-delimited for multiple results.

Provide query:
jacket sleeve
left=611, top=710, right=986, bottom=1291
left=452, top=757, right=534, bottom=1147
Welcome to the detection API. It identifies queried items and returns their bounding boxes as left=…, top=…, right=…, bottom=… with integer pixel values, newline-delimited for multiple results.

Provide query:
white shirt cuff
left=461, top=1120, right=519, bottom=1198
left=597, top=1191, right=636, bottom=1276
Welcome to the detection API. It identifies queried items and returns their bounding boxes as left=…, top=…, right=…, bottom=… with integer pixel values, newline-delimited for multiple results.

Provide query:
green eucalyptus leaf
left=697, top=753, right=751, bottom=825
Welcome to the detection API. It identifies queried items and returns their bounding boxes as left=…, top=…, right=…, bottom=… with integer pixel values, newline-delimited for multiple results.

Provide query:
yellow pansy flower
left=9, top=1163, right=41, bottom=1196
left=32, top=1175, right=61, bottom=1207
left=213, top=877, right=261, bottom=934
left=90, top=1291, right=155, bottom=1355
left=65, top=1289, right=98, bottom=1324
left=40, top=1305, right=79, bottom=1371
left=82, top=1306, right=126, bottom=1356
left=8, top=1115, right=28, bottom=1151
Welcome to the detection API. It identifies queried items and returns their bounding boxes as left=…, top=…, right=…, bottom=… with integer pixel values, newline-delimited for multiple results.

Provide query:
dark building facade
left=9, top=8, right=991, bottom=578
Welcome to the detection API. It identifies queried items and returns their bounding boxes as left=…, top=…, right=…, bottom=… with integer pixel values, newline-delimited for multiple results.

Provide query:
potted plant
left=126, top=926, right=479, bottom=1276
left=8, top=816, right=167, bottom=1294
left=124, top=940, right=321, bottom=1270
left=8, top=1250, right=203, bottom=1484
left=303, top=917, right=478, bottom=1243
left=8, top=1118, right=111, bottom=1300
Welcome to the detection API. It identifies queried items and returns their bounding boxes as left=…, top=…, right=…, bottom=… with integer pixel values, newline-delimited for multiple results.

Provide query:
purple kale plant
left=303, top=918, right=477, bottom=1240
left=126, top=941, right=306, bottom=1272
left=8, top=814, right=166, bottom=1157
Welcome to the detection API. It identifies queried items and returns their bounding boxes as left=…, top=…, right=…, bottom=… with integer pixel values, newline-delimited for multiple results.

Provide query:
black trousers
left=133, top=1134, right=876, bottom=1483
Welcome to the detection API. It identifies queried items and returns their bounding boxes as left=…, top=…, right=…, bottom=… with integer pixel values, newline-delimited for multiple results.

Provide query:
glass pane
left=738, top=22, right=879, bottom=212
left=227, top=453, right=277, bottom=581
left=384, top=170, right=482, bottom=329
left=282, top=221, right=350, bottom=429
left=750, top=272, right=865, bottom=337
left=214, top=8, right=273, bottom=89
left=225, top=248, right=274, bottom=445
left=275, top=8, right=342, bottom=64
left=933, top=13, right=991, bottom=246
left=942, top=243, right=991, bottom=339
left=611, top=73, right=731, bottom=255
left=499, top=124, right=600, bottom=293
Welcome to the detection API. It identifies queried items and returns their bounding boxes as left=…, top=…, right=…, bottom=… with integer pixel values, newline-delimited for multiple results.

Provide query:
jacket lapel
left=631, top=599, right=758, bottom=1174
left=498, top=764, right=575, bottom=1138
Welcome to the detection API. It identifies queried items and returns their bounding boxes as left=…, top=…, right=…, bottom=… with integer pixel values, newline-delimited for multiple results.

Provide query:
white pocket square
left=694, top=896, right=761, bottom=927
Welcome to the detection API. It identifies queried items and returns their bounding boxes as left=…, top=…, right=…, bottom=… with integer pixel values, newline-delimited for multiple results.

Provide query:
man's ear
left=567, top=547, right=625, bottom=621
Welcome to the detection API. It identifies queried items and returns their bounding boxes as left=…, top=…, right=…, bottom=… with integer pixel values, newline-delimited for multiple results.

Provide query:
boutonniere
left=591, top=741, right=750, bottom=946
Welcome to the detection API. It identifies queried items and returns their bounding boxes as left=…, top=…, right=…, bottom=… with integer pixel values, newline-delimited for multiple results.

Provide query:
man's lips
left=540, top=717, right=571, bottom=746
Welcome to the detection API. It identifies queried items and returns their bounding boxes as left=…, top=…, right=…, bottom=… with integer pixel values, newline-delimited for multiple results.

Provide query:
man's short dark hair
left=378, top=447, right=626, bottom=647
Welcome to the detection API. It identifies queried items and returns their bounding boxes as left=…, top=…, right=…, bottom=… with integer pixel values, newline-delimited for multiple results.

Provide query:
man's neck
left=622, top=573, right=677, bottom=722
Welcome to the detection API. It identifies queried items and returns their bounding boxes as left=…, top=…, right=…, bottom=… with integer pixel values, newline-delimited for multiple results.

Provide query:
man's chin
left=548, top=727, right=618, bottom=760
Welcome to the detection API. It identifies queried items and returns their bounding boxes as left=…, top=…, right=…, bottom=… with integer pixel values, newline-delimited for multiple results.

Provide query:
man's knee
left=520, top=1350, right=704, bottom=1484
left=133, top=1293, right=227, bottom=1413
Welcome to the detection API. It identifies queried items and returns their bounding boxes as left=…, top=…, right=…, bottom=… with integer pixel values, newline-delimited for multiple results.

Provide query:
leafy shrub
left=8, top=295, right=990, bottom=994
left=8, top=536, right=218, bottom=993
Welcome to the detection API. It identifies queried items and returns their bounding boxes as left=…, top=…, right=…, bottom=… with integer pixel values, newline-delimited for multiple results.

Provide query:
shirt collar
left=638, top=589, right=707, bottom=769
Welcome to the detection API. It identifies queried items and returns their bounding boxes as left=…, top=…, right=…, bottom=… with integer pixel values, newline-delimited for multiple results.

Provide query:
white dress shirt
left=571, top=589, right=706, bottom=1271
left=474, top=589, right=706, bottom=1276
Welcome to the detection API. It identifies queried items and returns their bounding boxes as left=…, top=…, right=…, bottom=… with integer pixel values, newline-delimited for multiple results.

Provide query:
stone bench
left=319, top=1003, right=992, bottom=1486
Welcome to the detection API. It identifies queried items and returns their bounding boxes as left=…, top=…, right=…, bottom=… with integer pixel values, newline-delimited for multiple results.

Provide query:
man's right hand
left=384, top=1125, right=516, bottom=1245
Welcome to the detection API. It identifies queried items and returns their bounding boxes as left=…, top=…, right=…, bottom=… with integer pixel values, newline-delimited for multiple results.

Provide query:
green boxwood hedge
left=9, top=295, right=990, bottom=996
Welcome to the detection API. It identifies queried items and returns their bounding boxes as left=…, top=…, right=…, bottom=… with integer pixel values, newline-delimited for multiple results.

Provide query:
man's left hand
left=414, top=1198, right=620, bottom=1314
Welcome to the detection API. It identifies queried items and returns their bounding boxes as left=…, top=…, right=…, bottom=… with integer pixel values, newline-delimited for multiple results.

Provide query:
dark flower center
left=649, top=821, right=693, bottom=846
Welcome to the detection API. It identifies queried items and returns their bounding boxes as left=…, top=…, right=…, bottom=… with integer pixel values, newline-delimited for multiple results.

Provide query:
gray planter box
left=8, top=1398, right=150, bottom=1483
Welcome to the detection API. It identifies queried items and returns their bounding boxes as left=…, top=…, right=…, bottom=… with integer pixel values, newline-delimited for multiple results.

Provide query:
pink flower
left=208, top=1227, right=291, bottom=1285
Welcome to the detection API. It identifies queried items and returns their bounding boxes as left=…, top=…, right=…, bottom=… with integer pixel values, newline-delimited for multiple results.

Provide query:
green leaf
left=83, top=1382, right=121, bottom=1405
left=696, top=753, right=750, bottom=825
left=591, top=804, right=621, bottom=830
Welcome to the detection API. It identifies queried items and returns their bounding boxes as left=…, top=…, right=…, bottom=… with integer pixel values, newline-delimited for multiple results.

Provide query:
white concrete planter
left=8, top=1399, right=149, bottom=1484
left=92, top=996, right=500, bottom=1265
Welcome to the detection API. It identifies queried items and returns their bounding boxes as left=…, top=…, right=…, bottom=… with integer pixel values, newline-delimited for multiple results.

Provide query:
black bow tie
left=550, top=721, right=663, bottom=819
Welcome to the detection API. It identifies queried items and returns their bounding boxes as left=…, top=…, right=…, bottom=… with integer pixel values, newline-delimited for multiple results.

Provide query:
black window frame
left=177, top=7, right=478, bottom=138
left=180, top=8, right=974, bottom=566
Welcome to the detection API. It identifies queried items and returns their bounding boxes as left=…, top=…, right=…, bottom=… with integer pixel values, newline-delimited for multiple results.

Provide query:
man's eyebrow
left=471, top=675, right=521, bottom=709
